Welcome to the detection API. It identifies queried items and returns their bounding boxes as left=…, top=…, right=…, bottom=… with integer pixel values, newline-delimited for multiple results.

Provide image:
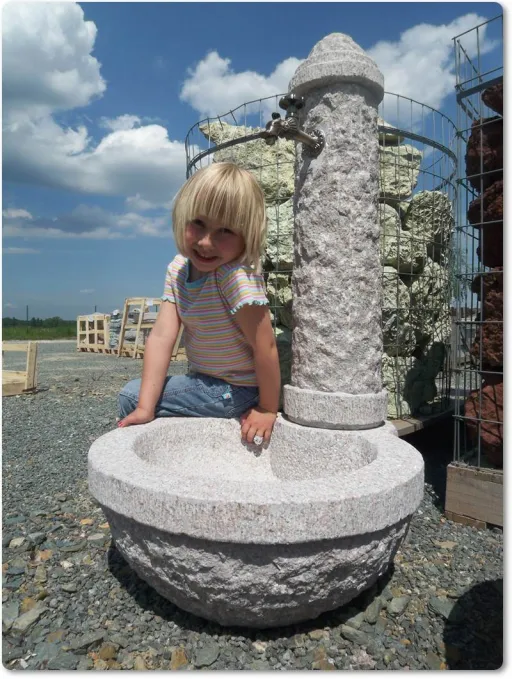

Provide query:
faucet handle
left=279, top=94, right=304, bottom=112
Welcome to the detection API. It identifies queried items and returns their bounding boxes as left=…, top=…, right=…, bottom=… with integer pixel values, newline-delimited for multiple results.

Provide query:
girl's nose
left=197, top=232, right=214, bottom=248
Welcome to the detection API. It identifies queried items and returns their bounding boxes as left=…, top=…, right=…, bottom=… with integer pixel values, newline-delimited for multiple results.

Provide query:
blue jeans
left=118, top=372, right=259, bottom=420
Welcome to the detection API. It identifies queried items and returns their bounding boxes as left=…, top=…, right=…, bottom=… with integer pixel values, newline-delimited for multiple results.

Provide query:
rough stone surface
left=290, top=33, right=384, bottom=103
left=409, top=258, right=450, bottom=351
left=103, top=507, right=409, bottom=629
left=464, top=378, right=503, bottom=467
left=380, top=203, right=427, bottom=274
left=467, top=179, right=503, bottom=226
left=481, top=82, right=503, bottom=115
left=379, top=145, right=423, bottom=201
left=283, top=385, right=388, bottom=429
left=467, top=179, right=503, bottom=268
left=402, top=343, right=445, bottom=414
left=266, top=273, right=293, bottom=329
left=378, top=117, right=404, bottom=144
left=290, top=81, right=383, bottom=397
left=382, top=356, right=412, bottom=418
left=88, top=417, right=423, bottom=627
left=199, top=122, right=295, bottom=203
left=265, top=198, right=294, bottom=270
left=275, top=325, right=292, bottom=394
left=404, top=190, right=453, bottom=262
left=465, top=116, right=503, bottom=191
left=381, top=343, right=446, bottom=418
left=382, top=266, right=416, bottom=356
left=470, top=268, right=503, bottom=368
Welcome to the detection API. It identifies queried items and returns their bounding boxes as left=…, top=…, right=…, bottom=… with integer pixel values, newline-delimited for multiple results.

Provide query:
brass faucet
left=263, top=94, right=325, bottom=157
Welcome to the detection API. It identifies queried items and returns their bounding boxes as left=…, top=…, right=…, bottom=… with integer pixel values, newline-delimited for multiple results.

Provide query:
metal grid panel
left=185, top=92, right=456, bottom=419
left=452, top=14, right=503, bottom=468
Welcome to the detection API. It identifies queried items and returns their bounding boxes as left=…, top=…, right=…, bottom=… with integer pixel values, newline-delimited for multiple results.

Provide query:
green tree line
left=2, top=317, right=76, bottom=340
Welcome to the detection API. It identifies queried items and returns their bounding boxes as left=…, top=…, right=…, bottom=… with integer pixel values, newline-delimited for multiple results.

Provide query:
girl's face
left=184, top=215, right=245, bottom=272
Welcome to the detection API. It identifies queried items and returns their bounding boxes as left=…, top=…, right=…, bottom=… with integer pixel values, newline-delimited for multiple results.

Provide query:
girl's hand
left=118, top=407, right=155, bottom=428
left=240, top=406, right=277, bottom=445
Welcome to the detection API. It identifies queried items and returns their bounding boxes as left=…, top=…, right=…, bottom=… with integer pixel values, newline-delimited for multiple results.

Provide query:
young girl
left=117, top=162, right=281, bottom=446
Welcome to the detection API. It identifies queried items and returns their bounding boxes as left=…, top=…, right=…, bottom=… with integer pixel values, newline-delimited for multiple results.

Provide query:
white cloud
left=180, top=51, right=303, bottom=119
left=369, top=13, right=499, bottom=124
left=2, top=1, right=106, bottom=119
left=3, top=247, right=40, bottom=254
left=80, top=289, right=95, bottom=294
left=2, top=204, right=170, bottom=240
left=99, top=115, right=141, bottom=132
left=4, top=302, right=18, bottom=308
left=2, top=208, right=33, bottom=220
left=2, top=2, right=187, bottom=208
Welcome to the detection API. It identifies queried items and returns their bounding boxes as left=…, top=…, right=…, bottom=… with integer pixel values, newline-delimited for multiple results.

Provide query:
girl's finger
left=241, top=421, right=251, bottom=441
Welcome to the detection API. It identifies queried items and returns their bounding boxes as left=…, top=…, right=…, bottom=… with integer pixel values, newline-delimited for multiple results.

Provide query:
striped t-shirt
left=161, top=254, right=269, bottom=386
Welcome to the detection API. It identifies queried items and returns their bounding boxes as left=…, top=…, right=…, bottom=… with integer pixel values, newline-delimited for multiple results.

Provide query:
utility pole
left=94, top=305, right=97, bottom=313
left=26, top=305, right=28, bottom=322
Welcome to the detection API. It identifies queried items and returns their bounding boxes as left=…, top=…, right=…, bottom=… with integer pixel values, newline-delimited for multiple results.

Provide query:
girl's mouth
left=194, top=250, right=218, bottom=264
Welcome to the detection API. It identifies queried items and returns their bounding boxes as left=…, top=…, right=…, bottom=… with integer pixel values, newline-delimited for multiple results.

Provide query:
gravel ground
left=2, top=342, right=503, bottom=670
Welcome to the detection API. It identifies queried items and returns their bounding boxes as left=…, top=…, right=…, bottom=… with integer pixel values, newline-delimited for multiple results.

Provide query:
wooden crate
left=117, top=297, right=184, bottom=360
left=445, top=463, right=503, bottom=528
left=77, top=314, right=111, bottom=353
left=2, top=342, right=38, bottom=396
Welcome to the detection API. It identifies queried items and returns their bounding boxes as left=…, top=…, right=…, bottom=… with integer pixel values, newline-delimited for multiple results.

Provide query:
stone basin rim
left=88, top=417, right=424, bottom=543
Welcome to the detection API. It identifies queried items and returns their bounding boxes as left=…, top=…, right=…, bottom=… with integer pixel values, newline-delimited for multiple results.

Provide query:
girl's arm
left=235, top=305, right=281, bottom=442
left=119, top=301, right=181, bottom=426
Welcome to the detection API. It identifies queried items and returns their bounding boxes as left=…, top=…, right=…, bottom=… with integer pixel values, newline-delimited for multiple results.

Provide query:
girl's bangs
left=189, top=173, right=247, bottom=232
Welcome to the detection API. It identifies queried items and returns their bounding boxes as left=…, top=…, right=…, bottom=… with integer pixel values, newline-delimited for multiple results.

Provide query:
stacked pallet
left=77, top=314, right=111, bottom=353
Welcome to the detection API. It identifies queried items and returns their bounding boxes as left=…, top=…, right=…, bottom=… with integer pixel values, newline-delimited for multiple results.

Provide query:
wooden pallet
left=117, top=297, right=184, bottom=360
left=77, top=314, right=110, bottom=353
left=445, top=463, right=503, bottom=528
left=2, top=342, right=38, bottom=396
left=392, top=408, right=453, bottom=437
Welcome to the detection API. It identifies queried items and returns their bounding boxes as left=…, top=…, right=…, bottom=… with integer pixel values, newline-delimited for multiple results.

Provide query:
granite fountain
left=88, top=33, right=424, bottom=629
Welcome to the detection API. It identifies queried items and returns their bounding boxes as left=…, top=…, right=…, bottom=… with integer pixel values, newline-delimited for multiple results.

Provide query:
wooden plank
left=2, top=343, right=29, bottom=352
left=117, top=300, right=132, bottom=357
left=445, top=463, right=503, bottom=527
left=25, top=342, right=37, bottom=390
left=444, top=510, right=487, bottom=530
left=392, top=409, right=453, bottom=438
left=3, top=371, right=27, bottom=381
left=2, top=382, right=27, bottom=396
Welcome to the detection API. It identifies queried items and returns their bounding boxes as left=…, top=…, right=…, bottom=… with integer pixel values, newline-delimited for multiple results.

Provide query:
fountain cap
left=289, top=33, right=384, bottom=103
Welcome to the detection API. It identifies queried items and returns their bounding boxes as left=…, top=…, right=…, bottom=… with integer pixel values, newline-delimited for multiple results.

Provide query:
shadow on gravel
left=443, top=579, right=503, bottom=670
left=107, top=540, right=395, bottom=638
left=402, top=415, right=454, bottom=511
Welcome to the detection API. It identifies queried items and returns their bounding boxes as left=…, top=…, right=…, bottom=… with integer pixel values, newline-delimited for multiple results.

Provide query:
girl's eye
left=219, top=228, right=234, bottom=235
left=192, top=219, right=204, bottom=227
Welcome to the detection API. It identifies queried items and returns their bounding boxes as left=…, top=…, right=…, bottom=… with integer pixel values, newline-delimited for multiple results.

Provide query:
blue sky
left=2, top=0, right=503, bottom=320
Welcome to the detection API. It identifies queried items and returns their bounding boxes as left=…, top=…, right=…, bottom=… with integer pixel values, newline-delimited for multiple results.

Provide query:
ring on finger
left=253, top=434, right=264, bottom=446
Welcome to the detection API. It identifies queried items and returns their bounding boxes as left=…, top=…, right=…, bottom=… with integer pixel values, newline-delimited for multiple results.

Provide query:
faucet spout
left=263, top=94, right=325, bottom=157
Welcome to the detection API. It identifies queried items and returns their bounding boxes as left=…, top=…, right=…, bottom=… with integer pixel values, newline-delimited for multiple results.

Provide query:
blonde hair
left=172, top=162, right=267, bottom=272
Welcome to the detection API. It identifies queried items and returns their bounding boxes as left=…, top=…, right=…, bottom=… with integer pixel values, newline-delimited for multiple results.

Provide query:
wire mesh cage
left=185, top=91, right=457, bottom=419
left=452, top=14, right=503, bottom=469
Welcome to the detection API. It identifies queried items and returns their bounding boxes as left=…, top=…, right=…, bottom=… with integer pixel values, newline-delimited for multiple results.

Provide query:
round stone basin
left=88, top=416, right=423, bottom=627
left=134, top=417, right=376, bottom=482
